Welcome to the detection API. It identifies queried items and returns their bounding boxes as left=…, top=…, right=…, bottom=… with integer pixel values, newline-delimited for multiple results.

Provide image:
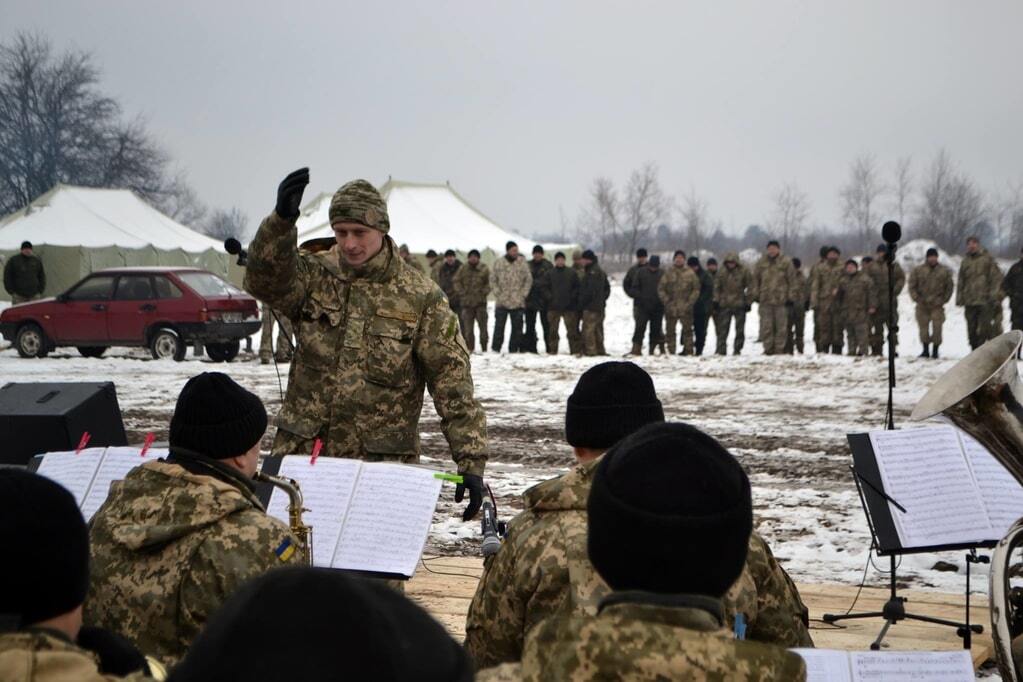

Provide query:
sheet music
left=959, top=432, right=1023, bottom=537
left=850, top=650, right=973, bottom=681
left=265, top=456, right=361, bottom=568
left=35, top=449, right=105, bottom=507
left=870, top=427, right=993, bottom=548
left=332, top=463, right=442, bottom=577
left=792, top=649, right=852, bottom=682
left=80, top=448, right=146, bottom=521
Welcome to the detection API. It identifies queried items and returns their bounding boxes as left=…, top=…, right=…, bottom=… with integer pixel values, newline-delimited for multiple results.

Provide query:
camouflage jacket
left=809, top=260, right=844, bottom=311
left=492, top=256, right=533, bottom=309
left=84, top=459, right=301, bottom=664
left=526, top=258, right=554, bottom=310
left=464, top=458, right=813, bottom=670
left=436, top=260, right=462, bottom=308
left=1006, top=260, right=1023, bottom=306
left=863, top=260, right=906, bottom=310
left=548, top=265, right=579, bottom=312
left=403, top=254, right=425, bottom=273
left=713, top=258, right=752, bottom=309
left=577, top=264, right=610, bottom=313
left=657, top=266, right=700, bottom=317
left=453, top=262, right=491, bottom=308
left=751, top=254, right=798, bottom=306
left=957, top=249, right=1003, bottom=306
left=909, top=263, right=954, bottom=308
left=244, top=212, right=488, bottom=475
left=0, top=630, right=152, bottom=682
left=836, top=271, right=877, bottom=323
left=477, top=593, right=806, bottom=682
left=791, top=269, right=809, bottom=306
left=429, top=258, right=443, bottom=282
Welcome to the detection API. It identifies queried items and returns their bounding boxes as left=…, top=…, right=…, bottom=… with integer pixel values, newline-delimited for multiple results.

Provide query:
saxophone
left=255, top=471, right=314, bottom=566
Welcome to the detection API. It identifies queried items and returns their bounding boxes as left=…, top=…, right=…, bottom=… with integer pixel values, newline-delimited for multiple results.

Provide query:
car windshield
left=177, top=272, right=242, bottom=297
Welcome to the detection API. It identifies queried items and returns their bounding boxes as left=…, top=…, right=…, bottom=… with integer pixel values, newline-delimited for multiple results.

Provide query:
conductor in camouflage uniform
left=909, top=247, right=954, bottom=359
left=476, top=422, right=806, bottom=681
left=864, top=244, right=906, bottom=356
left=466, top=363, right=813, bottom=672
left=244, top=169, right=487, bottom=519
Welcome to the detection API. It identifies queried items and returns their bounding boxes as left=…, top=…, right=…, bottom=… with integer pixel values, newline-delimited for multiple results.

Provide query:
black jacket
left=694, top=268, right=714, bottom=316
left=634, top=266, right=664, bottom=314
left=3, top=253, right=46, bottom=298
left=548, top=265, right=579, bottom=312
left=578, top=263, right=611, bottom=312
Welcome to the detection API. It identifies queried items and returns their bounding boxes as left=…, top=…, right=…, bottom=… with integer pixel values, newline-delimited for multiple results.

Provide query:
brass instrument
left=255, top=471, right=313, bottom=566
left=911, top=330, right=1023, bottom=681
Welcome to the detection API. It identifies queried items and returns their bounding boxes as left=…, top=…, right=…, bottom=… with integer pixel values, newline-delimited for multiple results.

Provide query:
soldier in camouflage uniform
left=784, top=257, right=810, bottom=354
left=713, top=252, right=752, bottom=355
left=807, top=246, right=829, bottom=350
left=476, top=421, right=806, bottom=681
left=426, top=249, right=442, bottom=281
left=751, top=241, right=799, bottom=355
left=86, top=373, right=302, bottom=664
left=909, top=247, right=954, bottom=358
left=631, top=255, right=666, bottom=355
left=244, top=170, right=487, bottom=518
left=836, top=260, right=876, bottom=356
left=258, top=302, right=294, bottom=364
left=546, top=252, right=579, bottom=355
left=957, top=236, right=1005, bottom=350
left=435, top=249, right=462, bottom=329
left=524, top=245, right=553, bottom=353
left=1006, top=247, right=1023, bottom=353
left=864, top=244, right=906, bottom=356
left=466, top=364, right=813, bottom=671
left=453, top=249, right=490, bottom=352
left=658, top=251, right=700, bottom=355
left=397, top=243, right=424, bottom=273
left=491, top=241, right=533, bottom=353
left=809, top=247, right=845, bottom=354
left=577, top=250, right=610, bottom=356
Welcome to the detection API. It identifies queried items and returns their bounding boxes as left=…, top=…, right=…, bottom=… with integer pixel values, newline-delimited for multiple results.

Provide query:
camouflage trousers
left=581, top=310, right=606, bottom=356
left=714, top=308, right=746, bottom=354
left=868, top=305, right=898, bottom=355
left=758, top=304, right=788, bottom=355
left=259, top=305, right=294, bottom=360
left=814, top=304, right=843, bottom=353
left=665, top=313, right=695, bottom=355
left=784, top=305, right=805, bottom=353
left=964, top=304, right=996, bottom=350
left=845, top=318, right=870, bottom=355
left=915, top=304, right=945, bottom=346
left=460, top=305, right=489, bottom=352
left=547, top=310, right=582, bottom=355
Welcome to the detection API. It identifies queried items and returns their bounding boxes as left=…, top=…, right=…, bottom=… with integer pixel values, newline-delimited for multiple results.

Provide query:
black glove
left=77, top=626, right=148, bottom=676
left=455, top=473, right=484, bottom=521
left=275, top=167, right=310, bottom=220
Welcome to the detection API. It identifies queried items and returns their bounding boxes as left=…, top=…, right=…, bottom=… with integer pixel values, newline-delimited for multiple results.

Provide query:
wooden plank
left=408, top=558, right=995, bottom=669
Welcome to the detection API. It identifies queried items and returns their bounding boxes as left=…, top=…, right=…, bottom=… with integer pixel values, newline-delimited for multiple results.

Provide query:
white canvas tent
left=0, top=185, right=241, bottom=301
left=296, top=180, right=575, bottom=262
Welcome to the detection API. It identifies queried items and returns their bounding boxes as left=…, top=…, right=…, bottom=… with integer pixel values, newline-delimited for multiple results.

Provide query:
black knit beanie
left=0, top=470, right=90, bottom=627
left=587, top=422, right=752, bottom=597
left=565, top=362, right=664, bottom=449
left=169, top=372, right=267, bottom=459
left=169, top=567, right=472, bottom=682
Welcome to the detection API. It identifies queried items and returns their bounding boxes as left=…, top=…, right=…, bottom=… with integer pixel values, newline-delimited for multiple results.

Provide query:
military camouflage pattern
left=436, top=259, right=463, bottom=309
left=464, top=458, right=813, bottom=670
left=492, top=256, right=533, bottom=310
left=402, top=253, right=425, bottom=273
left=0, top=630, right=152, bottom=682
left=476, top=595, right=806, bottom=682
left=85, top=460, right=301, bottom=664
left=837, top=270, right=876, bottom=355
left=910, top=262, right=954, bottom=346
left=259, top=302, right=294, bottom=362
left=328, top=179, right=390, bottom=233
left=453, top=260, right=490, bottom=308
left=957, top=248, right=1003, bottom=307
left=784, top=267, right=809, bottom=353
left=713, top=255, right=752, bottom=309
left=809, top=260, right=845, bottom=352
left=751, top=253, right=798, bottom=306
left=863, top=259, right=906, bottom=353
left=658, top=265, right=700, bottom=355
left=245, top=211, right=488, bottom=476
left=578, top=263, right=610, bottom=355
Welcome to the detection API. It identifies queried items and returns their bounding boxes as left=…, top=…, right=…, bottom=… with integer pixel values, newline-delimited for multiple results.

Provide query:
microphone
left=224, top=238, right=247, bottom=267
left=480, top=499, right=502, bottom=557
left=882, top=221, right=902, bottom=244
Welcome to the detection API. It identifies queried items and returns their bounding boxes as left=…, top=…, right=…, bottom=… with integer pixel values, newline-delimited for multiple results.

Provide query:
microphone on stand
left=881, top=221, right=901, bottom=430
left=224, top=238, right=248, bottom=267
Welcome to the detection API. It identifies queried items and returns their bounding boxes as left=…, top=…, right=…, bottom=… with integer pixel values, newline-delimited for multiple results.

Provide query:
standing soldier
left=658, top=250, right=700, bottom=355
left=397, top=243, right=424, bottom=273
left=258, top=303, right=295, bottom=365
left=623, top=248, right=649, bottom=356
left=546, top=252, right=579, bottom=355
left=426, top=249, right=442, bottom=281
left=244, top=169, right=488, bottom=520
left=566, top=249, right=586, bottom=355
left=810, top=246, right=845, bottom=354
left=751, top=240, right=799, bottom=355
left=784, top=257, right=810, bottom=354
left=807, top=246, right=829, bottom=351
left=957, top=236, right=1004, bottom=350
left=909, top=247, right=954, bottom=359
left=491, top=241, right=532, bottom=353
left=578, top=250, right=610, bottom=356
left=1005, top=246, right=1023, bottom=356
left=713, top=252, right=752, bottom=355
left=3, top=240, right=46, bottom=303
left=689, top=256, right=715, bottom=356
left=524, top=245, right=553, bottom=354
left=454, top=249, right=490, bottom=353
left=436, top=249, right=462, bottom=327
left=633, top=255, right=666, bottom=355
left=836, top=259, right=877, bottom=356
left=865, top=244, right=906, bottom=356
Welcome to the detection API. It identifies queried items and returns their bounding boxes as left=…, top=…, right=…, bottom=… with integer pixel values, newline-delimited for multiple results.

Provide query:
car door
left=51, top=275, right=116, bottom=343
left=106, top=275, right=157, bottom=343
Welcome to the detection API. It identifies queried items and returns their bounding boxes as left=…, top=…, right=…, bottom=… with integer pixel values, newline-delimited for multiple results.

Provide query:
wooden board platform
left=408, top=556, right=994, bottom=669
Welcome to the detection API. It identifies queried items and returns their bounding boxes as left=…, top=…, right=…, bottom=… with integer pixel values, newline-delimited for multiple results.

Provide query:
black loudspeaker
left=0, top=382, right=127, bottom=465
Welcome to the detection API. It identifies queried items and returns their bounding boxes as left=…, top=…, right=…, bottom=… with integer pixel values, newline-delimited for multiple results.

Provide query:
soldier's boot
left=628, top=342, right=642, bottom=356
left=260, top=355, right=270, bottom=365
left=549, top=340, right=559, bottom=355
left=648, top=339, right=658, bottom=356
left=919, top=343, right=930, bottom=358
left=657, top=341, right=667, bottom=355
left=831, top=344, right=843, bottom=355
left=931, top=344, right=940, bottom=359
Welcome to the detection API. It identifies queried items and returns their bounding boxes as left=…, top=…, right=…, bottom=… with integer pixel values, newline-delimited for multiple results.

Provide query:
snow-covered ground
left=0, top=279, right=1018, bottom=599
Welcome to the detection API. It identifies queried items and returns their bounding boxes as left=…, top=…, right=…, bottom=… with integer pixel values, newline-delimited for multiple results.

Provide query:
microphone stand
left=884, top=239, right=897, bottom=430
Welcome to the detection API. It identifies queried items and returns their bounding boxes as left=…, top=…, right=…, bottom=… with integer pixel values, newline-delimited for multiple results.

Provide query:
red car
left=1, top=267, right=261, bottom=361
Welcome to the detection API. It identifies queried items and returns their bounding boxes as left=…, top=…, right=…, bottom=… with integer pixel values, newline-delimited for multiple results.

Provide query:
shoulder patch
left=274, top=537, right=296, bottom=562
left=377, top=309, right=419, bottom=323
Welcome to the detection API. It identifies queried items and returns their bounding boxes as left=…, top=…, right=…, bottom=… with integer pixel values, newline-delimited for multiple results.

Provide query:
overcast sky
left=3, top=1, right=1021, bottom=240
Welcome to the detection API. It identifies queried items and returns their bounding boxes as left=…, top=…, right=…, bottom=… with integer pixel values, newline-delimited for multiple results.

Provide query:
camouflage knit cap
left=329, top=180, right=390, bottom=234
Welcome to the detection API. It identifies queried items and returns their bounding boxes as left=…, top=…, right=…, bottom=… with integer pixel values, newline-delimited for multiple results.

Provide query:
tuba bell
left=911, top=330, right=1023, bottom=681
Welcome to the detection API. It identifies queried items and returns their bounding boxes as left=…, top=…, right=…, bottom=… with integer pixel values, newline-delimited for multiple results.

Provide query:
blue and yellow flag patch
left=275, top=538, right=296, bottom=562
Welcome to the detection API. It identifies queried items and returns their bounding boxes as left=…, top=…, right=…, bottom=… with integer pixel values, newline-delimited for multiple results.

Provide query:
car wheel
left=206, top=340, right=240, bottom=363
left=15, top=323, right=48, bottom=359
left=77, top=346, right=108, bottom=358
left=150, top=328, right=185, bottom=361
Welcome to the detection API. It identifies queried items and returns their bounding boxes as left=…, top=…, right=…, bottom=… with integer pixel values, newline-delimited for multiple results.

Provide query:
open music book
left=261, top=456, right=443, bottom=579
left=793, top=649, right=973, bottom=682
left=867, top=425, right=1023, bottom=549
left=31, top=446, right=169, bottom=521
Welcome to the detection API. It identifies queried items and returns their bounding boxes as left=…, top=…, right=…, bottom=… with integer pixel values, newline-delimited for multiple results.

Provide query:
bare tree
left=916, top=149, right=986, bottom=251
left=202, top=206, right=250, bottom=241
left=988, top=180, right=1023, bottom=255
left=578, top=176, right=620, bottom=260
left=153, top=170, right=207, bottom=227
left=891, top=156, right=913, bottom=227
left=839, top=154, right=887, bottom=251
left=620, top=163, right=669, bottom=262
left=768, top=182, right=811, bottom=252
left=679, top=186, right=709, bottom=254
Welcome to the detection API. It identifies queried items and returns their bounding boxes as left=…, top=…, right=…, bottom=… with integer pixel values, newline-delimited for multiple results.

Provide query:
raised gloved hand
left=275, top=167, right=310, bottom=220
left=455, top=473, right=484, bottom=521
left=77, top=626, right=148, bottom=676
